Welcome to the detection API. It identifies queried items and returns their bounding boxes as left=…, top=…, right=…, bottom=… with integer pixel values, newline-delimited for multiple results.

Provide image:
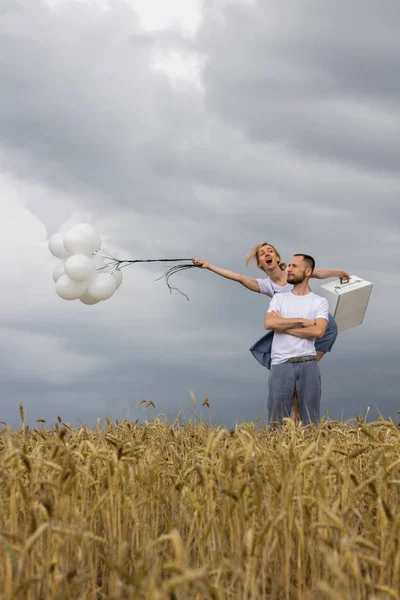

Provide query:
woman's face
left=257, top=245, right=279, bottom=271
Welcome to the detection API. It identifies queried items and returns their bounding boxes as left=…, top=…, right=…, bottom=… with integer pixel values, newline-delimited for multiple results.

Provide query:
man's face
left=287, top=256, right=309, bottom=284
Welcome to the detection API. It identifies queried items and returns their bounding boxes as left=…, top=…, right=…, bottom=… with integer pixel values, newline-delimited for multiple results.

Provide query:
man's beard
left=287, top=272, right=307, bottom=284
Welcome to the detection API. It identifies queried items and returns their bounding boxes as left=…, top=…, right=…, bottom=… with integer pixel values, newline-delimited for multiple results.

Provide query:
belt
left=286, top=355, right=316, bottom=364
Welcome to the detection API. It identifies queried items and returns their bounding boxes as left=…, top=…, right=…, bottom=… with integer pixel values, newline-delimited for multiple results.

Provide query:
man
left=264, top=254, right=329, bottom=425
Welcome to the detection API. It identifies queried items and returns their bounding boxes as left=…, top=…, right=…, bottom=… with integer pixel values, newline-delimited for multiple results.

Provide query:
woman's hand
left=339, top=270, right=351, bottom=281
left=191, top=258, right=209, bottom=269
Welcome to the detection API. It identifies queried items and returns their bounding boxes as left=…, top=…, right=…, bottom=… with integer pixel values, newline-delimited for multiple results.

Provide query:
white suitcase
left=319, top=275, right=373, bottom=332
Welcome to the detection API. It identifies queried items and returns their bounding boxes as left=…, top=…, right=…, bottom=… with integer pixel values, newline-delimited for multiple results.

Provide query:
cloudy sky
left=1, top=0, right=399, bottom=427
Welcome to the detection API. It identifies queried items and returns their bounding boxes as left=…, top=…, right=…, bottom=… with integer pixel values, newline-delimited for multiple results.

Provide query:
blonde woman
left=192, top=243, right=349, bottom=424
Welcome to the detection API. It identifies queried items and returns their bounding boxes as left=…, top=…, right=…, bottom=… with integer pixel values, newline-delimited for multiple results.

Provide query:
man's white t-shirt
left=257, top=277, right=293, bottom=297
left=267, top=292, right=329, bottom=366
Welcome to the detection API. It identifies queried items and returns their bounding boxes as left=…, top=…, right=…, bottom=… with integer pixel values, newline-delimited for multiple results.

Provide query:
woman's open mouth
left=266, top=258, right=273, bottom=265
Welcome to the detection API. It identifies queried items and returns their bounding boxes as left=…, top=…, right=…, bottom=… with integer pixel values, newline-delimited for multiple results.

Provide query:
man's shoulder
left=309, top=292, right=329, bottom=315
left=307, top=291, right=325, bottom=300
left=269, top=292, right=283, bottom=307
left=309, top=292, right=329, bottom=305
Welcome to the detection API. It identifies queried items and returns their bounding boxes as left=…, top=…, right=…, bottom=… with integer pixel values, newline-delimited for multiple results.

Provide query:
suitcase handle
left=340, top=277, right=350, bottom=284
left=335, top=278, right=361, bottom=292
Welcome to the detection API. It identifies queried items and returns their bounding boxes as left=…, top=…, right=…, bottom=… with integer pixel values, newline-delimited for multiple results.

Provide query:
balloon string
left=155, top=264, right=199, bottom=301
left=98, top=253, right=200, bottom=300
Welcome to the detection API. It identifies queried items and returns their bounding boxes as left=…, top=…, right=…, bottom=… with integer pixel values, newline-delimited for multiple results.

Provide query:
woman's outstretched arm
left=312, top=268, right=350, bottom=280
left=191, top=258, right=260, bottom=292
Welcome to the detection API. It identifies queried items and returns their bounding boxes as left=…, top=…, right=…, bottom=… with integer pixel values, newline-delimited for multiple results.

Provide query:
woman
left=192, top=242, right=349, bottom=424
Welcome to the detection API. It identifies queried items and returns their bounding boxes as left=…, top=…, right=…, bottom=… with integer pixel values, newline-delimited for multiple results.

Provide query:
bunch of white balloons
left=48, top=223, right=123, bottom=305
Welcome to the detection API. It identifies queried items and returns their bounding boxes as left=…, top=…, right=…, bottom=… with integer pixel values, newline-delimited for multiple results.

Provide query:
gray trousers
left=268, top=361, right=321, bottom=425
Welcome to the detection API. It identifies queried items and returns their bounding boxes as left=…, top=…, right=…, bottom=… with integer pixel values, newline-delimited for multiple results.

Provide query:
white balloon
left=74, top=223, right=102, bottom=251
left=79, top=291, right=101, bottom=305
left=112, top=269, right=123, bottom=289
left=55, top=275, right=87, bottom=301
left=87, top=273, right=117, bottom=301
left=53, top=262, right=66, bottom=282
left=64, top=227, right=94, bottom=257
left=48, top=232, right=70, bottom=259
left=65, top=254, right=96, bottom=282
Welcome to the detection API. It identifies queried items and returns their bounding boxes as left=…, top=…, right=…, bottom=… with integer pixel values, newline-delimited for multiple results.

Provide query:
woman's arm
left=191, top=258, right=260, bottom=292
left=312, top=268, right=350, bottom=280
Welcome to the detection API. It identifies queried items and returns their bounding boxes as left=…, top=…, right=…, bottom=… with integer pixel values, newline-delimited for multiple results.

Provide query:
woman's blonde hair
left=245, top=242, right=287, bottom=271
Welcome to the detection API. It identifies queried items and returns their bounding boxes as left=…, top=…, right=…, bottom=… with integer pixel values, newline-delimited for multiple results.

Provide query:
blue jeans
left=250, top=314, right=338, bottom=370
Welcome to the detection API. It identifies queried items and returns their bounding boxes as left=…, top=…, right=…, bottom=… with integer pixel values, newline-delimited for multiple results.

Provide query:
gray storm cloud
left=0, top=0, right=398, bottom=426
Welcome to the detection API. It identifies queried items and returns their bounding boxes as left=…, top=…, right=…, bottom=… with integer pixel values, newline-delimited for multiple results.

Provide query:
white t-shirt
left=257, top=276, right=293, bottom=297
left=267, top=292, right=329, bottom=365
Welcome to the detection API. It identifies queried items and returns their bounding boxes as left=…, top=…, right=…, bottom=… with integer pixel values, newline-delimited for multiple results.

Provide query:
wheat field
left=1, top=405, right=400, bottom=599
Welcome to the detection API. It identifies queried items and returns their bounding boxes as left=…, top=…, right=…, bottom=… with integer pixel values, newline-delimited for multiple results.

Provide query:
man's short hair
left=294, top=254, right=316, bottom=274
